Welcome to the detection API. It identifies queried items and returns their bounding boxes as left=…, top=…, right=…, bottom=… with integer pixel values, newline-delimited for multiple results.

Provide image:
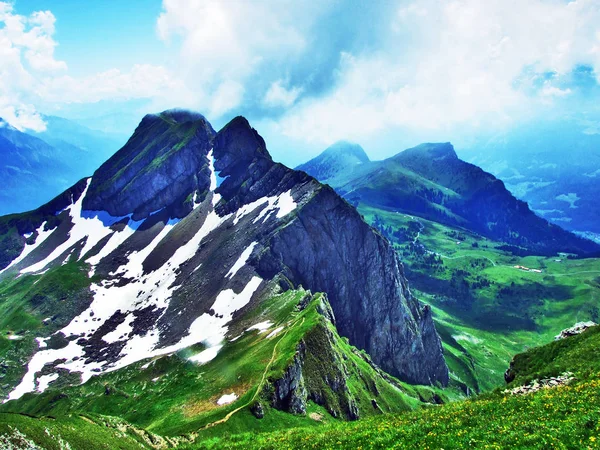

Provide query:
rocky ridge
left=0, top=109, right=448, bottom=405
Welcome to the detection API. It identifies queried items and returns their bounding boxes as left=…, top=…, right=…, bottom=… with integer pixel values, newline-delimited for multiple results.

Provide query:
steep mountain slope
left=0, top=117, right=121, bottom=216
left=0, top=109, right=447, bottom=421
left=299, top=142, right=598, bottom=255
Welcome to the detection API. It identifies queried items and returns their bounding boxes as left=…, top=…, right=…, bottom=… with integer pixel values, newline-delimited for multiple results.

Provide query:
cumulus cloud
left=155, top=0, right=333, bottom=117
left=0, top=2, right=184, bottom=132
left=263, top=80, right=303, bottom=108
left=276, top=0, right=600, bottom=144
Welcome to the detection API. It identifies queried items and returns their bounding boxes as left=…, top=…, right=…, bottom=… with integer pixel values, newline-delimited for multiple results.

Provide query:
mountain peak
left=322, top=140, right=370, bottom=163
left=395, top=142, right=457, bottom=161
left=296, top=141, right=370, bottom=182
left=84, top=109, right=216, bottom=218
left=213, top=116, right=272, bottom=174
left=154, top=108, right=208, bottom=124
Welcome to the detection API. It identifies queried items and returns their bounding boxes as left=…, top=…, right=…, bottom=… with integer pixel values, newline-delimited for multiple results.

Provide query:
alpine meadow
left=1, top=1, right=600, bottom=449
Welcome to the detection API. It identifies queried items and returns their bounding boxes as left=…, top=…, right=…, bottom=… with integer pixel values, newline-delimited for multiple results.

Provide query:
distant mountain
left=460, top=120, right=600, bottom=241
left=299, top=142, right=599, bottom=256
left=296, top=141, right=370, bottom=183
left=33, top=115, right=124, bottom=157
left=0, top=116, right=122, bottom=216
left=0, top=118, right=76, bottom=215
left=0, top=109, right=447, bottom=419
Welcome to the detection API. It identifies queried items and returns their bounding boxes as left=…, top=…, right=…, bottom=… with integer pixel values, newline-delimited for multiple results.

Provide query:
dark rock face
left=270, top=297, right=360, bottom=420
left=210, top=118, right=449, bottom=386
left=84, top=110, right=215, bottom=219
left=257, top=185, right=448, bottom=386
left=271, top=345, right=308, bottom=415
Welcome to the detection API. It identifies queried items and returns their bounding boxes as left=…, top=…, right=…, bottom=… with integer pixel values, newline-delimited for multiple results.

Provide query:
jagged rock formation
left=268, top=295, right=360, bottom=420
left=0, top=110, right=448, bottom=404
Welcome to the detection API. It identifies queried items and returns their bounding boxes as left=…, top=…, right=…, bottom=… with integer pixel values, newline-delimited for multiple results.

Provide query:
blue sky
left=2, top=0, right=600, bottom=166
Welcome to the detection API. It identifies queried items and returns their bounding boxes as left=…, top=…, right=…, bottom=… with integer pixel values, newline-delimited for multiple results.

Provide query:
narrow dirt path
left=197, top=317, right=305, bottom=431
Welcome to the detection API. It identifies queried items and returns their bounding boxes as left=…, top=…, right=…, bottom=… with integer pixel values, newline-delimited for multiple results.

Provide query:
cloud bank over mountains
left=2, top=0, right=600, bottom=150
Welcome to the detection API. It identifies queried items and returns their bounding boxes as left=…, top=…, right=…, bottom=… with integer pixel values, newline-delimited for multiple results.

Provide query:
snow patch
left=37, top=373, right=58, bottom=392
left=246, top=321, right=273, bottom=333
left=20, top=180, right=121, bottom=274
left=266, top=326, right=284, bottom=339
left=233, top=190, right=297, bottom=226
left=188, top=345, right=223, bottom=364
left=102, top=314, right=135, bottom=344
left=35, top=337, right=48, bottom=349
left=226, top=242, right=257, bottom=279
left=217, top=393, right=238, bottom=405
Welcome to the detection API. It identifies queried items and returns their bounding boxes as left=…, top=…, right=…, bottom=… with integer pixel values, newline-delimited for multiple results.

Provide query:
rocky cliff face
left=0, top=110, right=448, bottom=404
left=83, top=109, right=216, bottom=219
left=213, top=118, right=448, bottom=385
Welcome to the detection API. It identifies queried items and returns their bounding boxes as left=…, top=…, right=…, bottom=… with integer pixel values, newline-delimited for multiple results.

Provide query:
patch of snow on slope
left=233, top=190, right=297, bottom=225
left=7, top=203, right=265, bottom=400
left=188, top=345, right=223, bottom=364
left=217, top=393, right=238, bottom=405
left=36, top=373, right=58, bottom=392
left=20, top=180, right=128, bottom=274
left=247, top=321, right=273, bottom=333
left=266, top=326, right=284, bottom=339
left=0, top=221, right=54, bottom=274
left=102, top=314, right=135, bottom=344
left=6, top=159, right=288, bottom=400
left=226, top=242, right=257, bottom=278
left=87, top=217, right=144, bottom=276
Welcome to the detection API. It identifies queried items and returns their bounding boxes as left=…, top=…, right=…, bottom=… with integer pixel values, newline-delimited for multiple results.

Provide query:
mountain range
left=0, top=116, right=123, bottom=216
left=461, top=119, right=600, bottom=242
left=298, top=141, right=599, bottom=256
left=0, top=110, right=448, bottom=433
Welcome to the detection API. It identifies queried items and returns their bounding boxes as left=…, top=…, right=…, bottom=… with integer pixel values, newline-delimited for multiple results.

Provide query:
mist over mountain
left=0, top=116, right=122, bottom=216
left=459, top=119, right=600, bottom=242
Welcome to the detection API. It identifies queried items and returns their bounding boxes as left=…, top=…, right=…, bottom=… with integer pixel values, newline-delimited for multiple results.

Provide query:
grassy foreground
left=190, top=326, right=600, bottom=449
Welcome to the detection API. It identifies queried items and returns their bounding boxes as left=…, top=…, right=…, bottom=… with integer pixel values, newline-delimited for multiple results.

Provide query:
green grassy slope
left=359, top=204, right=600, bottom=392
left=0, top=288, right=447, bottom=447
left=187, top=326, right=600, bottom=450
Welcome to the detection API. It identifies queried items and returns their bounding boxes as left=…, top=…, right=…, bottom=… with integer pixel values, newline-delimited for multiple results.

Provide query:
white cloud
left=209, top=80, right=245, bottom=118
left=0, top=2, right=186, bottom=132
left=276, top=0, right=600, bottom=144
left=263, top=80, right=302, bottom=108
left=156, top=0, right=331, bottom=117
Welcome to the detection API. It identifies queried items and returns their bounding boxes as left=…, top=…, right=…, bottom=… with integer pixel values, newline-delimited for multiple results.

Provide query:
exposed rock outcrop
left=268, top=295, right=360, bottom=420
left=84, top=109, right=215, bottom=219
left=503, top=372, right=575, bottom=395
left=554, top=322, right=596, bottom=340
